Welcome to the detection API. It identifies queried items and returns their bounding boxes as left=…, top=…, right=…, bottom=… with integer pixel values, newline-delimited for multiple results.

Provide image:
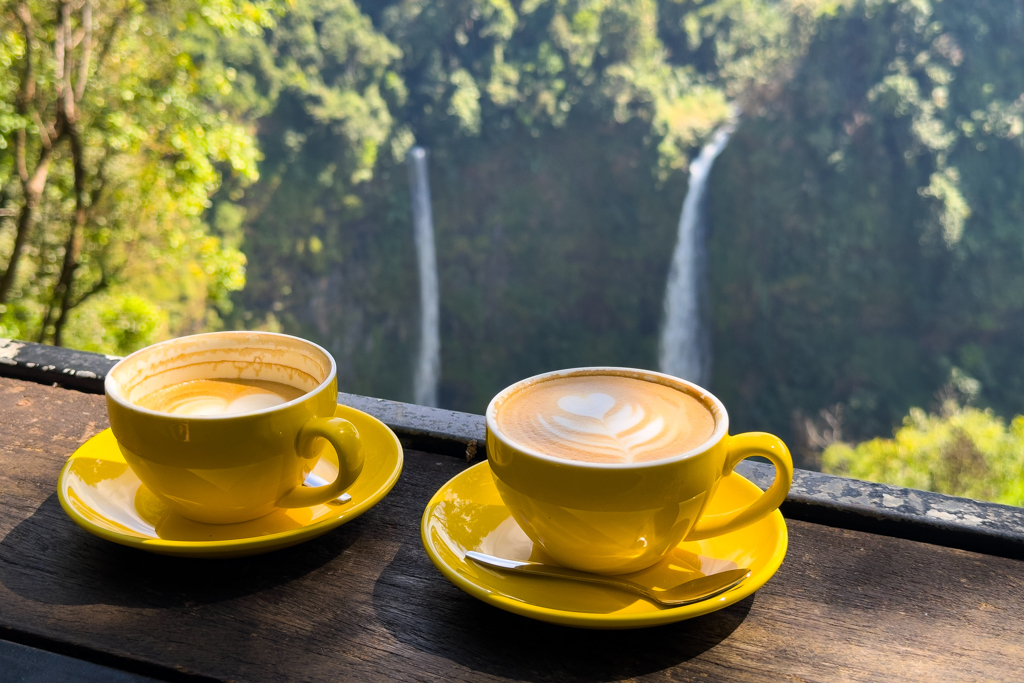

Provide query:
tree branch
left=68, top=272, right=109, bottom=310
left=93, top=1, right=130, bottom=80
left=1, top=0, right=72, bottom=307
left=15, top=128, right=29, bottom=185
left=74, top=0, right=92, bottom=103
left=30, top=111, right=52, bottom=150
left=60, top=1, right=77, bottom=123
left=14, top=1, right=34, bottom=102
left=0, top=142, right=56, bottom=305
left=55, top=4, right=66, bottom=101
left=14, top=1, right=35, bottom=184
left=48, top=122, right=89, bottom=346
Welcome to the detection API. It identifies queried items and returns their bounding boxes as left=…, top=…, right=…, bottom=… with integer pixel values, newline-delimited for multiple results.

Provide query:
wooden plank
left=5, top=340, right=1024, bottom=561
left=0, top=639, right=161, bottom=682
left=0, top=377, right=1021, bottom=682
left=0, top=338, right=118, bottom=394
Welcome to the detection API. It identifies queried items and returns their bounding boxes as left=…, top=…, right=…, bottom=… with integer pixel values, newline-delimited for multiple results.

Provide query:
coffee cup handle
left=277, top=417, right=364, bottom=509
left=684, top=432, right=793, bottom=541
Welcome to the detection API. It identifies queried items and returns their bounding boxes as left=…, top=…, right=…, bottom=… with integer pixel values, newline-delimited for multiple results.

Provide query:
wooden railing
left=2, top=336, right=1021, bottom=560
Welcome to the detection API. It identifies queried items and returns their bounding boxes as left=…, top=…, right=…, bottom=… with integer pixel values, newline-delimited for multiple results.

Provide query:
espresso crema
left=135, top=378, right=306, bottom=416
left=496, top=375, right=715, bottom=464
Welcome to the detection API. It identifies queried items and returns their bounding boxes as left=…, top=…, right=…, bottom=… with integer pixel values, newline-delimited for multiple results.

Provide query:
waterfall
left=407, top=146, right=440, bottom=407
left=658, top=121, right=736, bottom=387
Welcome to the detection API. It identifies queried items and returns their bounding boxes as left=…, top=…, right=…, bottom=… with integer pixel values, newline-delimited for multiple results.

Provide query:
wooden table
left=1, top=375, right=1023, bottom=682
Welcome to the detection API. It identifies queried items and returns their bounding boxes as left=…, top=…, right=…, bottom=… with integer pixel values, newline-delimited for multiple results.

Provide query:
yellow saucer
left=421, top=461, right=788, bottom=629
left=57, top=405, right=403, bottom=558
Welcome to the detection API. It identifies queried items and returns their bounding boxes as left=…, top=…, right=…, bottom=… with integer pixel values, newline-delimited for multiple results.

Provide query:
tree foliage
left=708, top=0, right=1024, bottom=454
left=373, top=0, right=733, bottom=175
left=0, top=0, right=274, bottom=354
left=822, top=401, right=1024, bottom=506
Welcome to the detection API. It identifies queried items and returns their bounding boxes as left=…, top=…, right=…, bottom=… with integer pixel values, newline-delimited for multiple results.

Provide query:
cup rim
left=485, top=366, right=730, bottom=469
left=104, top=331, right=337, bottom=421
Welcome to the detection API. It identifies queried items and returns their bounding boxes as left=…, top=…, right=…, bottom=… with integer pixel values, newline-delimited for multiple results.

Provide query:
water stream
left=658, top=122, right=736, bottom=387
left=407, top=146, right=440, bottom=407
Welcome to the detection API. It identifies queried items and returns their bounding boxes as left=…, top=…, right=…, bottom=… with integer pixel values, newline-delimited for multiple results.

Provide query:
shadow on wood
left=0, top=494, right=364, bottom=608
left=371, top=539, right=753, bottom=681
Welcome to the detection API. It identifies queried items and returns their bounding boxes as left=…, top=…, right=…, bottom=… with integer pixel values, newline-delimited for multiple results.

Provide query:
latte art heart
left=557, top=393, right=617, bottom=420
left=497, top=375, right=716, bottom=464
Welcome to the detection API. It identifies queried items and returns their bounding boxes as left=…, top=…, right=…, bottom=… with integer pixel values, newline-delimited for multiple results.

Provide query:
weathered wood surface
left=1, top=376, right=1022, bottom=683
left=0, top=639, right=160, bottom=682
left=7, top=338, right=1024, bottom=560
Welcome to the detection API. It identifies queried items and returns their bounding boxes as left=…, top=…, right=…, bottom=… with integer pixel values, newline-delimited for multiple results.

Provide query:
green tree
left=0, top=0, right=273, bottom=353
left=823, top=401, right=1024, bottom=506
left=708, top=0, right=1024, bottom=455
left=374, top=0, right=732, bottom=172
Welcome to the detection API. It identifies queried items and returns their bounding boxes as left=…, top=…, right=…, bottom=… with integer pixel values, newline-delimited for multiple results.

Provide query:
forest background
left=2, top=0, right=1023, bottom=505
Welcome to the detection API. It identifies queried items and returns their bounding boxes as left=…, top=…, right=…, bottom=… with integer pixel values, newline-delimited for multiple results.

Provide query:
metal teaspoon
left=465, top=551, right=750, bottom=607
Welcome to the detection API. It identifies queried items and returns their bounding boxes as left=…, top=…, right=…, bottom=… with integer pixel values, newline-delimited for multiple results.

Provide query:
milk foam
left=135, top=378, right=306, bottom=416
left=496, top=375, right=715, bottom=464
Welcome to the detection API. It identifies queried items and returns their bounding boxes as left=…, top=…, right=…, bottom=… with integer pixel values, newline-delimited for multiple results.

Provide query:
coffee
left=495, top=374, right=715, bottom=464
left=135, top=378, right=306, bottom=416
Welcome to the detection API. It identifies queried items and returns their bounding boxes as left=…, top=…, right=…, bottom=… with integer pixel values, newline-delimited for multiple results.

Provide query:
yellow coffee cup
left=104, top=331, right=363, bottom=524
left=486, top=367, right=792, bottom=574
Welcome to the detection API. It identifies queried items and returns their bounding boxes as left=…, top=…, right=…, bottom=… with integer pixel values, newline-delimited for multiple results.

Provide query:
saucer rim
left=420, top=460, right=788, bottom=629
left=57, top=404, right=403, bottom=557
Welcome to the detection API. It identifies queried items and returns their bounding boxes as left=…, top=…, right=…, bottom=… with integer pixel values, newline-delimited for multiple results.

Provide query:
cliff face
left=429, top=122, right=686, bottom=413
left=239, top=120, right=686, bottom=413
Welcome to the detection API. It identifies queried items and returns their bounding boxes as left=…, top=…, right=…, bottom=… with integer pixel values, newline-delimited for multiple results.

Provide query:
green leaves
left=376, top=0, right=738, bottom=170
left=823, top=402, right=1024, bottom=506
left=0, top=0, right=282, bottom=352
left=709, top=0, right=1024, bottom=469
left=63, top=293, right=168, bottom=356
